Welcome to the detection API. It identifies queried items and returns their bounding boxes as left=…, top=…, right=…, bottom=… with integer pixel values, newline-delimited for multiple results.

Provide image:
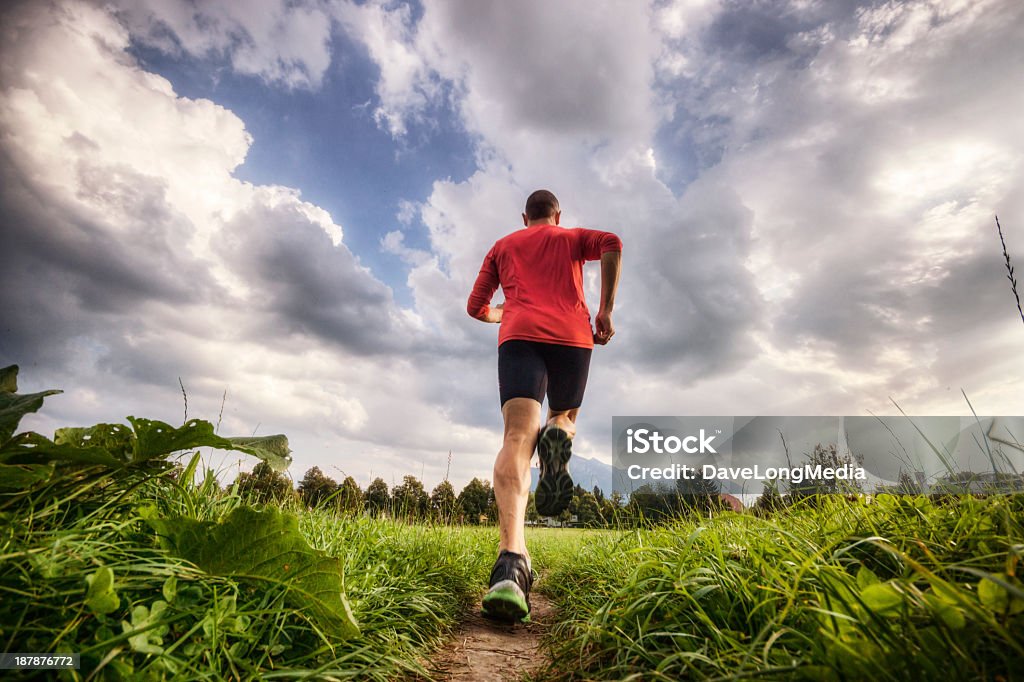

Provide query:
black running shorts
left=498, top=340, right=593, bottom=411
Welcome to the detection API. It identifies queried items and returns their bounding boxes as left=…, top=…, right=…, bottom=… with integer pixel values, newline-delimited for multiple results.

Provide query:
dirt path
left=425, top=593, right=555, bottom=681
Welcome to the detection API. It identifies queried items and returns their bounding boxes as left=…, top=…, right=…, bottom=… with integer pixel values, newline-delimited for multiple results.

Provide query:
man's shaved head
left=524, top=190, right=559, bottom=221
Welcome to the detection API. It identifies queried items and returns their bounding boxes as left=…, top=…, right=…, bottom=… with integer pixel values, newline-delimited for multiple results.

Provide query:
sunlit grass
left=536, top=495, right=1024, bottom=681
left=1, top=473, right=499, bottom=681
left=4, top=444, right=1022, bottom=681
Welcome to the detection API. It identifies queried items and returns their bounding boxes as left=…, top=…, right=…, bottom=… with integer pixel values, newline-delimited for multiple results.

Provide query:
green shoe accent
left=482, top=584, right=529, bottom=622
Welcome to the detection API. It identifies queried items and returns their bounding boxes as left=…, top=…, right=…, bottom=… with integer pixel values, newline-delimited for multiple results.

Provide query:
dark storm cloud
left=705, top=1, right=812, bottom=62
left=703, top=0, right=864, bottom=63
left=0, top=147, right=220, bottom=372
left=93, top=330, right=227, bottom=390
left=216, top=200, right=411, bottom=356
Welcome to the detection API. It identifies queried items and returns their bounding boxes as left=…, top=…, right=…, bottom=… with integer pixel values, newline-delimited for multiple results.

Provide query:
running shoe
left=534, top=424, right=574, bottom=517
left=481, top=550, right=533, bottom=622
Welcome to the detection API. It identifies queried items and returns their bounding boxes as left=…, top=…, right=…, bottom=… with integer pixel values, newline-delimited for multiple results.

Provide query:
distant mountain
left=530, top=455, right=614, bottom=498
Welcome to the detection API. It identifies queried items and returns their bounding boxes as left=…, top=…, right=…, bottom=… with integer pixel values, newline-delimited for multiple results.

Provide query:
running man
left=466, top=189, right=622, bottom=622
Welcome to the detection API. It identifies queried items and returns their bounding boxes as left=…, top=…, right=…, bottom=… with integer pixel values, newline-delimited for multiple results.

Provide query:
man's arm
left=467, top=248, right=502, bottom=323
left=593, top=250, right=621, bottom=345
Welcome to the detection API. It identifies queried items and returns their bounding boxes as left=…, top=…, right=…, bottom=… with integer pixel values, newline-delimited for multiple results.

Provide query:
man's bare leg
left=546, top=407, right=579, bottom=438
left=494, top=397, right=541, bottom=559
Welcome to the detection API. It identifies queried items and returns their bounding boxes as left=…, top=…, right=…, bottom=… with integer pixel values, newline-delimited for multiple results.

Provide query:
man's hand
left=485, top=303, right=504, bottom=324
left=593, top=309, right=614, bottom=345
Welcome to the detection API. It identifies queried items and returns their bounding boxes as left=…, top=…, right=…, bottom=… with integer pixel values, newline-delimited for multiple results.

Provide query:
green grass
left=4, top=473, right=1023, bottom=680
left=1, top=472, right=500, bottom=681
left=4, top=412, right=1022, bottom=682
left=534, top=495, right=1024, bottom=681
left=4, top=458, right=1023, bottom=682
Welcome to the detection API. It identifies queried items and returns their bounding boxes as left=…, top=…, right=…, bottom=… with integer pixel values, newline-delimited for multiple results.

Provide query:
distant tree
left=338, top=476, right=363, bottom=513
left=676, top=469, right=725, bottom=515
left=789, top=443, right=864, bottom=499
left=593, top=485, right=605, bottom=505
left=298, top=466, right=338, bottom=509
left=458, top=478, right=493, bottom=524
left=429, top=480, right=459, bottom=522
left=365, top=477, right=390, bottom=517
left=526, top=492, right=540, bottom=524
left=753, top=477, right=783, bottom=516
left=485, top=483, right=499, bottom=523
left=627, top=483, right=674, bottom=522
left=392, top=475, right=429, bottom=520
left=571, top=490, right=603, bottom=527
left=234, top=461, right=294, bottom=505
left=600, top=494, right=620, bottom=527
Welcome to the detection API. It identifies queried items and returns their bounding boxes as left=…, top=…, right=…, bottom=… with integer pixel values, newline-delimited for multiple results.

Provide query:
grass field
left=538, top=497, right=1024, bottom=681
left=2, top=378, right=1022, bottom=680
left=2, top=472, right=496, bottom=681
left=4, top=472, right=1022, bottom=680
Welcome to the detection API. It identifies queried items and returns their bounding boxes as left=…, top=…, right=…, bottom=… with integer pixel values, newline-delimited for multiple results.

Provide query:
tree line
left=208, top=442, right=1022, bottom=526
left=228, top=462, right=631, bottom=526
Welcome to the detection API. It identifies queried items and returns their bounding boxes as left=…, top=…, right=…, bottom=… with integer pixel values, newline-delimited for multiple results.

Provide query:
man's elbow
left=467, top=301, right=486, bottom=320
left=602, top=234, right=623, bottom=253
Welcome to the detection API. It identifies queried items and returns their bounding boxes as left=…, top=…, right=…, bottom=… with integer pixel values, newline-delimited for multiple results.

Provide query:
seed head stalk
left=996, top=215, right=1024, bottom=326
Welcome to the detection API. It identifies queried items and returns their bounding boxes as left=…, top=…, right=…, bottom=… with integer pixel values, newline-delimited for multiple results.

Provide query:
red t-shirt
left=467, top=224, right=622, bottom=349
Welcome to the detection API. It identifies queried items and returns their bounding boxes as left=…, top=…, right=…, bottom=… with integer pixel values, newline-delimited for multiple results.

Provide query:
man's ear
left=522, top=212, right=528, bottom=226
left=553, top=210, right=561, bottom=225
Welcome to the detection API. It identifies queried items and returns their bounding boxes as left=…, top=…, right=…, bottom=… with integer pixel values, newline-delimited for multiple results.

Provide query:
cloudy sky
left=2, top=0, right=1023, bottom=491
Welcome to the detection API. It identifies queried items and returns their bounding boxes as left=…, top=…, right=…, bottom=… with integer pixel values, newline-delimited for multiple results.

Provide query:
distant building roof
left=720, top=493, right=744, bottom=512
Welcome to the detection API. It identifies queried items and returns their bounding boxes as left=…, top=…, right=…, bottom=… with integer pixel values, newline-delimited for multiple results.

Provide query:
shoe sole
left=481, top=581, right=530, bottom=622
left=535, top=426, right=573, bottom=517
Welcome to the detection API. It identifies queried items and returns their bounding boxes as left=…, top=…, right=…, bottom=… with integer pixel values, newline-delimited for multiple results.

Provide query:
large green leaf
left=143, top=506, right=358, bottom=639
left=0, top=389, right=63, bottom=444
left=0, top=461, right=55, bottom=489
left=0, top=365, right=17, bottom=393
left=127, top=417, right=292, bottom=469
left=129, top=417, right=227, bottom=462
left=3, top=416, right=290, bottom=476
left=0, top=432, right=122, bottom=467
left=55, top=423, right=137, bottom=461
left=223, top=434, right=293, bottom=471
